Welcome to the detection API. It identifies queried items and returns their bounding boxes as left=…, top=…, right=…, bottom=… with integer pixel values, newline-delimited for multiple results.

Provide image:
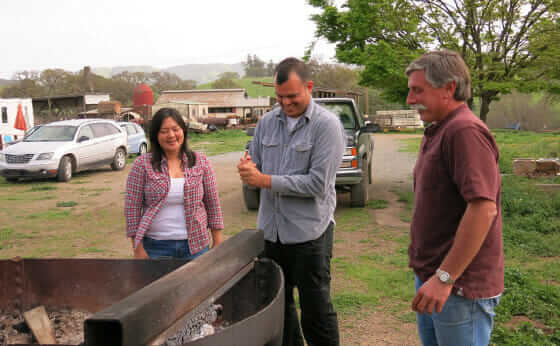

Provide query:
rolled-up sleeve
left=124, top=157, right=146, bottom=238
left=270, top=116, right=344, bottom=199
left=201, top=155, right=224, bottom=230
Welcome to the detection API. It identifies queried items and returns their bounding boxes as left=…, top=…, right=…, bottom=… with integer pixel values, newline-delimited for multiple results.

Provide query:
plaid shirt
left=125, top=152, right=224, bottom=254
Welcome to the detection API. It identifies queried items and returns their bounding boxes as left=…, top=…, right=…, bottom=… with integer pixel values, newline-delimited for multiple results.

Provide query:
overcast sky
left=0, top=0, right=337, bottom=79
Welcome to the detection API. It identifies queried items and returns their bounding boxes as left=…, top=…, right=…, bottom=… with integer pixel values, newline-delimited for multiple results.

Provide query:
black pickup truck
left=243, top=97, right=378, bottom=209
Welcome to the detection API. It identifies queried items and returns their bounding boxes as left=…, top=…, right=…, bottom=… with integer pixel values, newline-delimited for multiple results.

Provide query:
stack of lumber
left=98, top=101, right=121, bottom=114
left=374, top=110, right=424, bottom=129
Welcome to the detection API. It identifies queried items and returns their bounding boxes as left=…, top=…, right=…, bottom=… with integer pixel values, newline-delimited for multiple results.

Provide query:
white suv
left=0, top=119, right=128, bottom=182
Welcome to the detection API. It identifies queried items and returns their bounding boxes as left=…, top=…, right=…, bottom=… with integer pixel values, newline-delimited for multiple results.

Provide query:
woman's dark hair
left=149, top=107, right=195, bottom=171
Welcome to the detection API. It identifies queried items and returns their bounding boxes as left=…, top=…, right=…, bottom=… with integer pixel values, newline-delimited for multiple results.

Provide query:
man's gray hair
left=406, top=50, right=471, bottom=101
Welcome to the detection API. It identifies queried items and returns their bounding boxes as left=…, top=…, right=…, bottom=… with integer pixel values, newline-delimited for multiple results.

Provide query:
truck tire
left=243, top=184, right=260, bottom=210
left=350, top=168, right=369, bottom=207
left=111, top=148, right=126, bottom=171
left=57, top=156, right=72, bottom=182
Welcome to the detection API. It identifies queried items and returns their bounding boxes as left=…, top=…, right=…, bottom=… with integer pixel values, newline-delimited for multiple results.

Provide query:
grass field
left=197, top=76, right=275, bottom=98
left=0, top=129, right=558, bottom=344
left=397, top=130, right=560, bottom=345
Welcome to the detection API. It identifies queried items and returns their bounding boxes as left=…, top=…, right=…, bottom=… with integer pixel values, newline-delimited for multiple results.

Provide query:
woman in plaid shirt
left=125, top=108, right=224, bottom=260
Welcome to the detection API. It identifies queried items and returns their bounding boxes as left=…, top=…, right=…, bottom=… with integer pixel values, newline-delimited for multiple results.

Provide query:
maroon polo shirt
left=409, top=104, right=504, bottom=299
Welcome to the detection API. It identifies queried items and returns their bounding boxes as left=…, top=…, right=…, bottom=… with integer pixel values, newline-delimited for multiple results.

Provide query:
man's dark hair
left=149, top=107, right=195, bottom=171
left=274, top=57, right=310, bottom=85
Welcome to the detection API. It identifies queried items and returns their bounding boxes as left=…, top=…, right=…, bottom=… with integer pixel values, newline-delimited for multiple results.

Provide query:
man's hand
left=412, top=276, right=453, bottom=314
left=237, top=154, right=271, bottom=188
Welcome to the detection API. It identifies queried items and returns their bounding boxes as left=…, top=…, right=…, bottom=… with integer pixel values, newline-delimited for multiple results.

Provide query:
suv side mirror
left=246, top=127, right=256, bottom=137
left=361, top=123, right=380, bottom=133
left=78, top=136, right=90, bottom=143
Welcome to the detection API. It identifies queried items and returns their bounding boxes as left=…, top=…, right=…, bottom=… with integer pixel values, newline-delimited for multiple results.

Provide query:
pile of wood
left=513, top=158, right=560, bottom=177
left=97, top=101, right=121, bottom=115
left=374, top=110, right=424, bottom=129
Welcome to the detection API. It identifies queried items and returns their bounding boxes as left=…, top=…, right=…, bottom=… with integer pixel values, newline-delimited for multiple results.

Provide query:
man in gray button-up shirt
left=238, top=57, right=344, bottom=346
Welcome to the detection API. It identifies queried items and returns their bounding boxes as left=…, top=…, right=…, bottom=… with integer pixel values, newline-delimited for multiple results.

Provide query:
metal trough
left=0, top=229, right=284, bottom=346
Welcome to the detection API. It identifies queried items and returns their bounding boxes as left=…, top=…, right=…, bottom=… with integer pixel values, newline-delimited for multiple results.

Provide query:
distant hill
left=198, top=77, right=275, bottom=98
left=92, top=63, right=244, bottom=84
left=165, top=63, right=244, bottom=84
left=0, top=78, right=17, bottom=87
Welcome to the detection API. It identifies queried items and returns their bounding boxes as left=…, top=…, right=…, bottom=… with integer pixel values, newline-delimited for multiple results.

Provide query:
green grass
left=56, top=201, right=78, bottom=208
left=189, top=129, right=251, bottom=156
left=197, top=76, right=275, bottom=97
left=367, top=199, right=389, bottom=209
left=27, top=184, right=57, bottom=192
left=398, top=131, right=560, bottom=344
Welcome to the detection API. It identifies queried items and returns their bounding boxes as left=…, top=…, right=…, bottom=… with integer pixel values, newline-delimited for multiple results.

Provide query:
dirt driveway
left=1, top=133, right=421, bottom=345
left=210, top=134, right=422, bottom=345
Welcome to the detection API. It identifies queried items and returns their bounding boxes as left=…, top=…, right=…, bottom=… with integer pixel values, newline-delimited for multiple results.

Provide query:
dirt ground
left=2, top=133, right=421, bottom=345
left=209, top=134, right=421, bottom=345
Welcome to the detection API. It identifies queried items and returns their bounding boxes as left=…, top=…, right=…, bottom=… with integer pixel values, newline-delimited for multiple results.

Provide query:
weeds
left=399, top=131, right=560, bottom=344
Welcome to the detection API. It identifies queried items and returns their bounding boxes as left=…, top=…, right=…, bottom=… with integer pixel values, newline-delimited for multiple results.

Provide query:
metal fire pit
left=0, top=229, right=284, bottom=346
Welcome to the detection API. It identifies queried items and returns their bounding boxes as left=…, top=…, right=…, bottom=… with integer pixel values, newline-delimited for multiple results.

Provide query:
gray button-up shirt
left=250, top=99, right=345, bottom=244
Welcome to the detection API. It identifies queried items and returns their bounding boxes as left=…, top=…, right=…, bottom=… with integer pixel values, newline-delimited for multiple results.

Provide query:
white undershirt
left=147, top=178, right=188, bottom=240
left=286, top=115, right=300, bottom=131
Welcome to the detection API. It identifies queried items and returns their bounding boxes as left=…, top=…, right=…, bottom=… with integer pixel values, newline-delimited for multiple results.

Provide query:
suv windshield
left=24, top=126, right=77, bottom=142
left=317, top=103, right=356, bottom=129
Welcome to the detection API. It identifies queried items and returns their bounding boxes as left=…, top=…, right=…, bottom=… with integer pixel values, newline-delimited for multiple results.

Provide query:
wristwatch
left=436, top=268, right=455, bottom=285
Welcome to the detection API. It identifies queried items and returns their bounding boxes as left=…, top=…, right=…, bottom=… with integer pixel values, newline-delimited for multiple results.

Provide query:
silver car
left=0, top=119, right=128, bottom=182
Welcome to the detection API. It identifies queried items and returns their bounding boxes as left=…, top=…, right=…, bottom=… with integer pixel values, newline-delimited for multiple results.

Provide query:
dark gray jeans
left=265, top=222, right=339, bottom=346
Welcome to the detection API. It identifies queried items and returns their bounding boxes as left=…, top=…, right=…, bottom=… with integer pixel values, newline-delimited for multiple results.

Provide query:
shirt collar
left=276, top=99, right=316, bottom=123
left=424, top=103, right=467, bottom=137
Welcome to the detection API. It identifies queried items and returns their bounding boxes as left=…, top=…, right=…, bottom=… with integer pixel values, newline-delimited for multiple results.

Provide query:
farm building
left=152, top=101, right=209, bottom=122
left=32, top=93, right=110, bottom=121
left=156, top=89, right=271, bottom=121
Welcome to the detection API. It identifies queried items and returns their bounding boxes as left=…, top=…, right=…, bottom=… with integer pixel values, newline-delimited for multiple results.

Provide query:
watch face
left=440, top=272, right=450, bottom=282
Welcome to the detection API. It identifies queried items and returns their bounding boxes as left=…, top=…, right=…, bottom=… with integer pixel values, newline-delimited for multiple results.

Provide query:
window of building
left=203, top=108, right=206, bottom=115
left=208, top=107, right=233, bottom=113
left=1, top=107, right=7, bottom=123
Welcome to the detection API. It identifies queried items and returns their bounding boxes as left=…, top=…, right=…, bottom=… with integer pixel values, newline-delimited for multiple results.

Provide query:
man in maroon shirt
left=406, top=50, right=503, bottom=346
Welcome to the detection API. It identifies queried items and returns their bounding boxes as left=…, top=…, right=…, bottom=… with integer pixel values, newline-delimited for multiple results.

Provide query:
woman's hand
left=131, top=239, right=149, bottom=259
left=211, top=230, right=223, bottom=249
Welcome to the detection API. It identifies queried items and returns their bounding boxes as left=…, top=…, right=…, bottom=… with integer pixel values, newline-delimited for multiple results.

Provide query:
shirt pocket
left=145, top=172, right=168, bottom=205
left=185, top=168, right=204, bottom=205
left=261, top=137, right=280, bottom=173
left=288, top=142, right=313, bottom=174
left=417, top=152, right=447, bottom=191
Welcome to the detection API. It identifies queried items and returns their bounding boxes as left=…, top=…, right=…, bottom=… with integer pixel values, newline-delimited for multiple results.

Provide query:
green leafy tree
left=212, top=72, right=241, bottom=89
left=309, top=0, right=560, bottom=122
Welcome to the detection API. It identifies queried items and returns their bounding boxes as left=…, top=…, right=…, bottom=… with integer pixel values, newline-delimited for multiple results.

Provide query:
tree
left=308, top=59, right=360, bottom=91
left=309, top=0, right=560, bottom=122
left=1, top=71, right=43, bottom=98
left=243, top=54, right=269, bottom=77
left=212, top=72, right=241, bottom=89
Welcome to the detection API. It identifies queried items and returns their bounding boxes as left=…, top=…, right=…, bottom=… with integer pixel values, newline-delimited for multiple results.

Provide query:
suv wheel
left=111, top=148, right=126, bottom=170
left=350, top=167, right=369, bottom=207
left=243, top=184, right=260, bottom=210
left=57, top=156, right=72, bottom=182
left=139, top=143, right=147, bottom=156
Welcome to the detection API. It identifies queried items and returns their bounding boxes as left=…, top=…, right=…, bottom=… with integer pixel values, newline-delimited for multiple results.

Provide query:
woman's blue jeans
left=415, top=275, right=500, bottom=346
left=143, top=237, right=208, bottom=261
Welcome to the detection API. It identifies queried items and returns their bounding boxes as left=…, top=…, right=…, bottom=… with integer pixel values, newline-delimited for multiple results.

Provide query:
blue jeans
left=415, top=275, right=500, bottom=346
left=143, top=237, right=208, bottom=261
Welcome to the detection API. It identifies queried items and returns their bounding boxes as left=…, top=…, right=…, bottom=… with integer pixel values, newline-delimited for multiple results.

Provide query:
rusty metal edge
left=84, top=229, right=264, bottom=346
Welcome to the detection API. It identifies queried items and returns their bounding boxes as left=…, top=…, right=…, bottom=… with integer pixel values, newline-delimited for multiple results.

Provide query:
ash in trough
left=0, top=230, right=284, bottom=346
